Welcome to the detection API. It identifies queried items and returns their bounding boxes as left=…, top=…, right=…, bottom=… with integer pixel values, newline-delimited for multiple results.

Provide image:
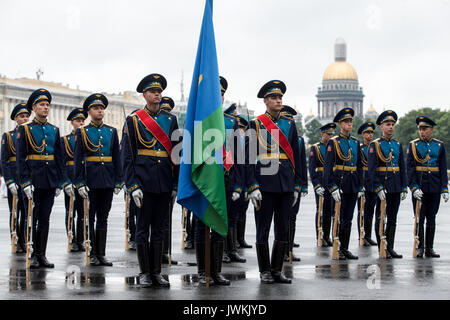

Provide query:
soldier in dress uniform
left=368, top=110, right=407, bottom=259
left=73, top=93, right=123, bottom=266
left=193, top=77, right=242, bottom=287
left=159, top=96, right=178, bottom=264
left=1, top=103, right=31, bottom=254
left=221, top=101, right=246, bottom=264
left=123, top=74, right=180, bottom=288
left=324, top=108, right=363, bottom=260
left=61, top=108, right=87, bottom=252
left=279, top=105, right=307, bottom=262
left=407, top=116, right=448, bottom=258
left=309, top=122, right=336, bottom=247
left=246, top=80, right=302, bottom=284
left=235, top=115, right=252, bottom=249
left=357, top=122, right=378, bottom=246
left=16, top=89, right=73, bottom=268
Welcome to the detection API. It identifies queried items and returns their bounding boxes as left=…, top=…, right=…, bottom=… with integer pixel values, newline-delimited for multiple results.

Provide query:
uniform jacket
left=406, top=138, right=448, bottom=194
left=224, top=113, right=243, bottom=193
left=308, top=141, right=327, bottom=191
left=1, top=128, right=20, bottom=186
left=324, top=133, right=363, bottom=194
left=15, top=119, right=68, bottom=190
left=60, top=131, right=76, bottom=182
left=73, top=122, right=123, bottom=190
left=123, top=107, right=180, bottom=194
left=245, top=111, right=302, bottom=193
left=367, top=136, right=407, bottom=194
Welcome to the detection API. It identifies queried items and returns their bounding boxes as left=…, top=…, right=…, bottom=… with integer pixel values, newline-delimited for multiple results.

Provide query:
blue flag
left=177, top=0, right=228, bottom=237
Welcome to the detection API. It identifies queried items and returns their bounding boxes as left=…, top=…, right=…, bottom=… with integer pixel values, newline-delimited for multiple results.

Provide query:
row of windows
left=323, top=84, right=360, bottom=91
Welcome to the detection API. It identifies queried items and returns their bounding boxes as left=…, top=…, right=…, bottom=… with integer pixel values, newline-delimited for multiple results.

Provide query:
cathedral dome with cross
left=316, top=38, right=364, bottom=123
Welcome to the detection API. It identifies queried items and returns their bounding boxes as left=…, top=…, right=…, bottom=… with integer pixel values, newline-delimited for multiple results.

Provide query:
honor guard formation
left=1, top=75, right=448, bottom=288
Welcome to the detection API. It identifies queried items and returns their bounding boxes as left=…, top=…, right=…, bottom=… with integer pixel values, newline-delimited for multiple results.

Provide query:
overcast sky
left=1, top=0, right=449, bottom=117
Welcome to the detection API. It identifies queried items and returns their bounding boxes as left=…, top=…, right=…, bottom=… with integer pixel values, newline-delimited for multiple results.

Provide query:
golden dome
left=323, top=61, right=358, bottom=81
left=367, top=104, right=376, bottom=112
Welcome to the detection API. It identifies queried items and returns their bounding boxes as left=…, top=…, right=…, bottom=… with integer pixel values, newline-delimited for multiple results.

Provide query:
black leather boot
left=195, top=242, right=210, bottom=286
left=416, top=224, right=424, bottom=258
left=270, top=240, right=291, bottom=284
left=29, top=231, right=40, bottom=269
left=425, top=226, right=440, bottom=258
left=338, top=228, right=347, bottom=260
left=185, top=214, right=194, bottom=249
left=149, top=241, right=170, bottom=287
left=227, top=228, right=246, bottom=263
left=237, top=220, right=252, bottom=248
left=364, top=217, right=377, bottom=246
left=88, top=227, right=100, bottom=266
left=137, top=243, right=152, bottom=287
left=341, top=228, right=358, bottom=260
left=210, top=241, right=230, bottom=286
left=222, top=237, right=231, bottom=263
left=386, top=226, right=402, bottom=259
left=36, top=229, right=54, bottom=268
left=162, top=229, right=178, bottom=265
left=322, top=218, right=332, bottom=247
left=76, top=221, right=85, bottom=252
left=96, top=229, right=113, bottom=266
left=256, top=242, right=274, bottom=284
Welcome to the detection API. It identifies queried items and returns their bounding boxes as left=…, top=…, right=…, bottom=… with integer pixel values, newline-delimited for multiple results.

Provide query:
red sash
left=135, top=109, right=172, bottom=156
left=223, top=144, right=233, bottom=171
left=256, top=114, right=295, bottom=168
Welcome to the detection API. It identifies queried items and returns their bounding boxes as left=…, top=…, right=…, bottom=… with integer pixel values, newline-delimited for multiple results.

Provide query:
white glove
left=301, top=191, right=308, bottom=198
left=171, top=190, right=177, bottom=199
left=401, top=191, right=407, bottom=201
left=442, top=193, right=449, bottom=203
left=331, top=189, right=341, bottom=202
left=132, top=189, right=144, bottom=208
left=114, top=187, right=121, bottom=195
left=8, top=183, right=18, bottom=196
left=249, top=189, right=262, bottom=210
left=244, top=192, right=249, bottom=201
left=78, top=186, right=90, bottom=199
left=315, top=187, right=325, bottom=196
left=231, top=192, right=240, bottom=202
left=292, top=191, right=299, bottom=207
left=413, top=189, right=423, bottom=200
left=358, top=191, right=364, bottom=198
left=64, top=184, right=74, bottom=197
left=55, top=188, right=61, bottom=198
left=23, top=185, right=34, bottom=200
left=377, top=189, right=386, bottom=201
left=122, top=185, right=127, bottom=192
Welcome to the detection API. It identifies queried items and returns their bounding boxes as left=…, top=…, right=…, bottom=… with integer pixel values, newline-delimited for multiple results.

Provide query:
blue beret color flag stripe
left=177, top=0, right=228, bottom=237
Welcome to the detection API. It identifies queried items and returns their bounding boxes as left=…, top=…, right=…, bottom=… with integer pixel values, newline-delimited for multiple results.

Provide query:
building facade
left=316, top=38, right=364, bottom=123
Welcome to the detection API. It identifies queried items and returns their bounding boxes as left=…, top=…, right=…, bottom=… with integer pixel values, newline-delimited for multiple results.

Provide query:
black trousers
left=129, top=196, right=137, bottom=242
left=8, top=188, right=26, bottom=245
left=339, top=193, right=358, bottom=231
left=314, top=190, right=333, bottom=238
left=64, top=192, right=84, bottom=242
left=88, top=188, right=113, bottom=230
left=23, top=188, right=56, bottom=231
left=194, top=215, right=224, bottom=242
left=357, top=191, right=377, bottom=238
left=237, top=199, right=250, bottom=223
left=135, top=192, right=170, bottom=244
left=226, top=190, right=240, bottom=229
left=375, top=192, right=401, bottom=233
left=254, top=192, right=293, bottom=243
left=412, top=193, right=441, bottom=228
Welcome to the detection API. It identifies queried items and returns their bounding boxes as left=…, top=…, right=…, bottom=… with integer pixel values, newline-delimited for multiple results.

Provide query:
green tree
left=396, top=107, right=450, bottom=167
left=296, top=121, right=305, bottom=137
left=305, top=119, right=323, bottom=146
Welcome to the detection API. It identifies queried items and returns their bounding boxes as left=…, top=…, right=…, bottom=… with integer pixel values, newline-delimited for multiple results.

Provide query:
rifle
left=124, top=193, right=130, bottom=249
left=83, top=197, right=91, bottom=265
left=67, top=195, right=74, bottom=252
left=331, top=200, right=341, bottom=260
left=168, top=194, right=176, bottom=266
left=359, top=195, right=365, bottom=246
left=317, top=195, right=324, bottom=247
left=181, top=207, right=187, bottom=249
left=26, top=198, right=33, bottom=268
left=379, top=199, right=387, bottom=259
left=413, top=199, right=421, bottom=257
left=10, top=194, right=18, bottom=253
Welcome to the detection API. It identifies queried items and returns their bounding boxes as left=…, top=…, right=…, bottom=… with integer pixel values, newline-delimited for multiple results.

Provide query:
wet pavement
left=1, top=189, right=449, bottom=300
